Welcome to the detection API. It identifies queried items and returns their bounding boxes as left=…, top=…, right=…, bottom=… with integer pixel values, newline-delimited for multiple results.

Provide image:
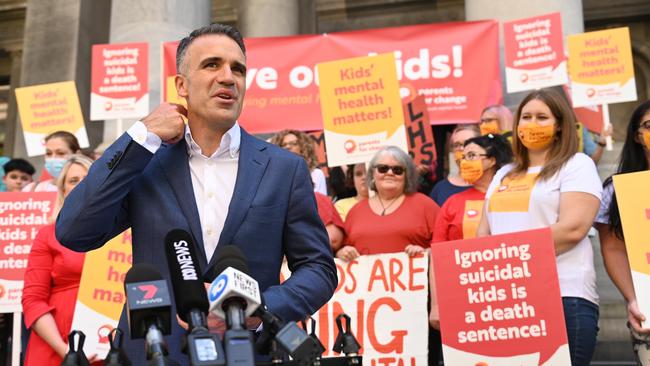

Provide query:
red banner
left=432, top=228, right=570, bottom=365
left=404, top=95, right=437, bottom=167
left=163, top=21, right=501, bottom=133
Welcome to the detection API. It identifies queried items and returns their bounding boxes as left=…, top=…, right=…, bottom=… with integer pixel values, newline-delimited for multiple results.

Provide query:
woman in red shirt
left=336, top=146, right=440, bottom=260
left=22, top=154, right=99, bottom=365
left=432, top=134, right=513, bottom=242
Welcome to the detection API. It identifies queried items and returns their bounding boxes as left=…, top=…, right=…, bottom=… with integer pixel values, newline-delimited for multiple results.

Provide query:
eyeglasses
left=462, top=152, right=488, bottom=161
left=374, top=164, right=405, bottom=175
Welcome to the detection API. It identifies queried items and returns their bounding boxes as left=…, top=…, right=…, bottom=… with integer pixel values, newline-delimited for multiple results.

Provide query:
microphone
left=103, top=328, right=132, bottom=366
left=164, top=229, right=225, bottom=366
left=208, top=246, right=261, bottom=366
left=123, top=263, right=178, bottom=365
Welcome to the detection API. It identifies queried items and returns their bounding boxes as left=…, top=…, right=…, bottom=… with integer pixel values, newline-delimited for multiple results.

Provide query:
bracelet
left=597, top=141, right=606, bottom=147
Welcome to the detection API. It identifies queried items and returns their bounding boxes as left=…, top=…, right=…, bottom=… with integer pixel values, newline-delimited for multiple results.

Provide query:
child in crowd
left=2, top=158, right=35, bottom=192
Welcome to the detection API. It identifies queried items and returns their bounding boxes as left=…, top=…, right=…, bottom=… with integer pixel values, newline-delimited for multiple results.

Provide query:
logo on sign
left=104, top=101, right=113, bottom=111
left=138, top=285, right=158, bottom=299
left=0, top=284, right=5, bottom=299
left=97, top=325, right=113, bottom=344
left=498, top=185, right=509, bottom=192
left=520, top=73, right=529, bottom=83
left=209, top=275, right=228, bottom=301
left=586, top=88, right=596, bottom=98
left=344, top=140, right=356, bottom=153
left=466, top=209, right=478, bottom=218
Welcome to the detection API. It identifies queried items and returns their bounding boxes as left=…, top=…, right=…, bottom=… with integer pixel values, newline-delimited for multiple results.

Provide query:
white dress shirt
left=128, top=121, right=240, bottom=261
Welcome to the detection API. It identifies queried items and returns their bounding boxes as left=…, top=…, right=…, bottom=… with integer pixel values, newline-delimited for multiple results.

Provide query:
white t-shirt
left=485, top=153, right=602, bottom=304
left=311, top=168, right=328, bottom=196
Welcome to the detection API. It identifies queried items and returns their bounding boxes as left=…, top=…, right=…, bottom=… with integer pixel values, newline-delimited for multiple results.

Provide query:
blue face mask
left=45, top=158, right=67, bottom=179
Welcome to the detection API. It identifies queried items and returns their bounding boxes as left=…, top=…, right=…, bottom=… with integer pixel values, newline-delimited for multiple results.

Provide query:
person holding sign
left=336, top=146, right=439, bottom=260
left=22, top=155, right=100, bottom=365
left=594, top=100, right=650, bottom=363
left=23, top=131, right=81, bottom=192
left=432, top=134, right=512, bottom=242
left=478, top=105, right=514, bottom=138
left=477, top=88, right=602, bottom=366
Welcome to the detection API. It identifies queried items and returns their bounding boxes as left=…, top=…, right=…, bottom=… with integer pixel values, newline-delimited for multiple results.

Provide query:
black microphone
left=61, top=330, right=91, bottom=366
left=103, top=328, right=132, bottom=366
left=164, top=229, right=225, bottom=366
left=123, top=263, right=178, bottom=365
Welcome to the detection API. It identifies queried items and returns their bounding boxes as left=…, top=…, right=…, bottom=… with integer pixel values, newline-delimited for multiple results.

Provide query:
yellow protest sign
left=567, top=27, right=637, bottom=107
left=15, top=81, right=89, bottom=156
left=613, top=171, right=650, bottom=327
left=71, top=230, right=132, bottom=358
left=318, top=53, right=407, bottom=167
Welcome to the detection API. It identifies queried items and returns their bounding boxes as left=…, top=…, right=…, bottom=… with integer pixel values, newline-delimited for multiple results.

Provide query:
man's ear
left=175, top=74, right=188, bottom=98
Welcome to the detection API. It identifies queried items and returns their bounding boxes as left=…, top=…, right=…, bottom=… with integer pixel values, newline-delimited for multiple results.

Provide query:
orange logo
left=498, top=185, right=509, bottom=192
left=475, top=362, right=489, bottom=366
left=97, top=325, right=113, bottom=344
left=104, top=101, right=113, bottom=111
left=344, top=140, right=357, bottom=153
left=586, top=88, right=596, bottom=97
left=466, top=209, right=478, bottom=218
left=520, top=73, right=529, bottom=83
left=0, top=284, right=5, bottom=299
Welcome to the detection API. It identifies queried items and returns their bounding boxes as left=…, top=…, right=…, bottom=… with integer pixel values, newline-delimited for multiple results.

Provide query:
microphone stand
left=145, top=322, right=179, bottom=366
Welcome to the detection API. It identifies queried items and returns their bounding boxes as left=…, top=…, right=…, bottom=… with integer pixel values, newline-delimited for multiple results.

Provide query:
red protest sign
left=163, top=21, right=502, bottom=133
left=432, top=228, right=570, bottom=365
left=0, top=192, right=57, bottom=312
left=91, top=42, right=149, bottom=120
left=404, top=95, right=436, bottom=167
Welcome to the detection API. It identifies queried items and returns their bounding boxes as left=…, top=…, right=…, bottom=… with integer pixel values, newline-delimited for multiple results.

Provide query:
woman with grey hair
left=336, top=146, right=440, bottom=261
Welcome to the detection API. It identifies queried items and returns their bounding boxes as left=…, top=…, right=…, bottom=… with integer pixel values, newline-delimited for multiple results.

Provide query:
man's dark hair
left=3, top=158, right=35, bottom=176
left=176, top=23, right=246, bottom=73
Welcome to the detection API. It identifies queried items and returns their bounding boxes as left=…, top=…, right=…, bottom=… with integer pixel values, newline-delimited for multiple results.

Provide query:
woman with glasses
left=429, top=124, right=481, bottom=206
left=594, top=100, right=650, bottom=364
left=478, top=104, right=514, bottom=138
left=477, top=88, right=602, bottom=366
left=336, top=146, right=439, bottom=261
left=271, top=129, right=327, bottom=195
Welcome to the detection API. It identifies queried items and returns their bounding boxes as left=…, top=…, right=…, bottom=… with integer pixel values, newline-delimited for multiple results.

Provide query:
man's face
left=176, top=34, right=247, bottom=129
left=3, top=171, right=33, bottom=192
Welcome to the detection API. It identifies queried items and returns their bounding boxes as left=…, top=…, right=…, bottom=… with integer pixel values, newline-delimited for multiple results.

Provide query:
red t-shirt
left=344, top=192, right=440, bottom=254
left=315, top=192, right=345, bottom=230
left=432, top=188, right=485, bottom=243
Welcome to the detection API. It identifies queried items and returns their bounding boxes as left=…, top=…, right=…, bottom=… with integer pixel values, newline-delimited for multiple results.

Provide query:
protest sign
left=282, top=252, right=429, bottom=366
left=431, top=228, right=570, bottom=365
left=15, top=81, right=89, bottom=157
left=0, top=192, right=57, bottom=312
left=613, top=171, right=650, bottom=328
left=318, top=53, right=408, bottom=167
left=71, top=230, right=132, bottom=358
left=568, top=27, right=637, bottom=107
left=403, top=95, right=436, bottom=168
left=308, top=130, right=329, bottom=177
left=504, top=12, right=567, bottom=93
left=163, top=21, right=501, bottom=133
left=91, top=42, right=149, bottom=120
left=161, top=41, right=185, bottom=107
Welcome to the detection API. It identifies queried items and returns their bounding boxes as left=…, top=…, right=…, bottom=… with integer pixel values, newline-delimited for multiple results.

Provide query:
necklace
left=377, top=194, right=403, bottom=216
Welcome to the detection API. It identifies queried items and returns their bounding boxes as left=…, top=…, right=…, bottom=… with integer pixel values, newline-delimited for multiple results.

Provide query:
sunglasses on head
left=374, top=164, right=405, bottom=175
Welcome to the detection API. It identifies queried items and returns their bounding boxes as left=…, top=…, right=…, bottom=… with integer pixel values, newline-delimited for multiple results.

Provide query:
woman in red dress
left=22, top=154, right=99, bottom=365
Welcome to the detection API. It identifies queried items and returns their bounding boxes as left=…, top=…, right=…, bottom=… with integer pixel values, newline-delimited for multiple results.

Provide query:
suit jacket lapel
left=207, top=130, right=268, bottom=273
left=157, top=140, right=209, bottom=271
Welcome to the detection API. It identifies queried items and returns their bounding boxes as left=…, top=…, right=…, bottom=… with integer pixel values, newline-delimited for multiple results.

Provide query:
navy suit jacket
left=55, top=128, right=337, bottom=364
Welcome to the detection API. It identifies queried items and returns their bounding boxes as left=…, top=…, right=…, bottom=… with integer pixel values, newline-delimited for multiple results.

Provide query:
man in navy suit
left=56, top=23, right=337, bottom=364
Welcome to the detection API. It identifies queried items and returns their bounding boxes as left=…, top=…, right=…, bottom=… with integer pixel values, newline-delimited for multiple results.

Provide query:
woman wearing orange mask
left=478, top=104, right=514, bottom=138
left=477, top=88, right=602, bottom=366
left=595, top=100, right=650, bottom=364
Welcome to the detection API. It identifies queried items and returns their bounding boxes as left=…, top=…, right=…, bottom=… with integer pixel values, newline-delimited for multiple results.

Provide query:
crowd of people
left=0, top=88, right=647, bottom=365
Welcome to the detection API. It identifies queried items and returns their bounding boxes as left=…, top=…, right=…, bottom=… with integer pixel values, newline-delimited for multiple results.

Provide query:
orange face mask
left=454, top=150, right=464, bottom=163
left=460, top=159, right=484, bottom=184
left=518, top=122, right=555, bottom=150
left=642, top=130, right=650, bottom=150
left=480, top=120, right=499, bottom=136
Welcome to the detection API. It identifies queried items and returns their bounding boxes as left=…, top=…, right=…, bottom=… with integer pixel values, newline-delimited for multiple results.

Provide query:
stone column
left=11, top=0, right=111, bottom=162
left=3, top=48, right=22, bottom=157
left=237, top=0, right=304, bottom=37
left=103, top=0, right=212, bottom=143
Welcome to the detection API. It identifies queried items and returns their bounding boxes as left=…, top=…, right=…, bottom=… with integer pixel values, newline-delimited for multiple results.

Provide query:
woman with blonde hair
left=478, top=104, right=514, bottom=137
left=22, top=154, right=100, bottom=365
left=271, top=129, right=327, bottom=195
left=478, top=88, right=602, bottom=366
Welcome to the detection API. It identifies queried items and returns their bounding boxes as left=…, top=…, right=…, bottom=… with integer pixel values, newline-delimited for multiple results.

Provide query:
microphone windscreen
left=123, top=263, right=162, bottom=287
left=210, top=245, right=250, bottom=280
left=164, top=229, right=209, bottom=321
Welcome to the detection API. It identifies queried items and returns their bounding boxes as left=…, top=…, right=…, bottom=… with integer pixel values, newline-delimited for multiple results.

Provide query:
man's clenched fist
left=142, top=103, right=187, bottom=144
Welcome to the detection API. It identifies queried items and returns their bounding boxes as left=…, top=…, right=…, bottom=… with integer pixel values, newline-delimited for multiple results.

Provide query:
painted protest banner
left=504, top=12, right=567, bottom=93
left=431, top=228, right=570, bottom=365
left=308, top=130, right=330, bottom=177
left=404, top=95, right=436, bottom=168
left=568, top=27, right=637, bottom=107
left=71, top=230, right=132, bottom=358
left=163, top=21, right=501, bottom=133
left=15, top=81, right=89, bottom=157
left=91, top=42, right=149, bottom=120
left=282, top=252, right=429, bottom=366
left=0, top=192, right=56, bottom=312
left=161, top=41, right=185, bottom=107
left=318, top=53, right=408, bottom=167
left=613, top=171, right=650, bottom=328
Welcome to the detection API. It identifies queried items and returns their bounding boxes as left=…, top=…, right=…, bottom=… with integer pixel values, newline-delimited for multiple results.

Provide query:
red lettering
left=318, top=305, right=330, bottom=356
left=388, top=258, right=406, bottom=291
left=334, top=263, right=346, bottom=293
left=367, top=297, right=407, bottom=353
left=121, top=230, right=132, bottom=244
left=345, top=260, right=358, bottom=294
left=368, top=259, right=389, bottom=292
left=408, top=255, right=426, bottom=291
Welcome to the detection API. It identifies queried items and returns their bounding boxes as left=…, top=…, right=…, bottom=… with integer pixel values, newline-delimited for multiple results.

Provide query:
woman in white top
left=270, top=129, right=327, bottom=195
left=594, top=100, right=650, bottom=364
left=477, top=88, right=602, bottom=366
left=23, top=131, right=81, bottom=192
